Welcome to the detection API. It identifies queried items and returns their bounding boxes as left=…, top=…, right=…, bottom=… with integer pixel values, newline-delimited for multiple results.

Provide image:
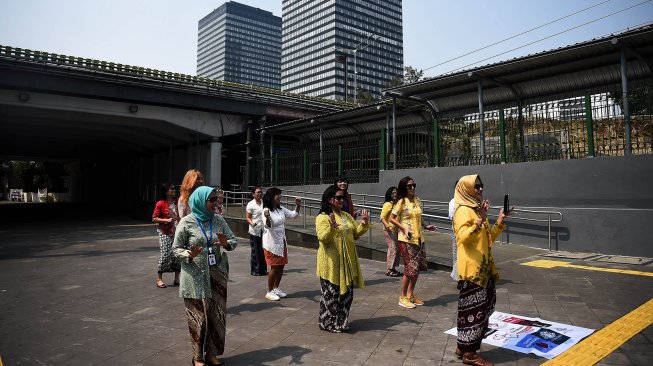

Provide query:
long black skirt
left=456, top=278, right=496, bottom=352
left=318, top=277, right=353, bottom=332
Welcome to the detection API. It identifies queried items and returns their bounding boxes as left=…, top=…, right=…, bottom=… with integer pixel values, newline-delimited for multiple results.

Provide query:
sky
left=0, top=0, right=651, bottom=78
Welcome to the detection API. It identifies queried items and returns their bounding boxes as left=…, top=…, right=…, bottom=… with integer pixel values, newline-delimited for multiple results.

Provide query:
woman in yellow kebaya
left=315, top=185, right=369, bottom=333
left=452, top=174, right=511, bottom=366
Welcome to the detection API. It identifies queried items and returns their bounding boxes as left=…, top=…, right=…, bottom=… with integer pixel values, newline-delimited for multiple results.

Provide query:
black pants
left=249, top=234, right=267, bottom=275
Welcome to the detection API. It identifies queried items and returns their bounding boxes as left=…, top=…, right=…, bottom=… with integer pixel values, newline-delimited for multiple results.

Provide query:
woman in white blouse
left=262, top=187, right=301, bottom=301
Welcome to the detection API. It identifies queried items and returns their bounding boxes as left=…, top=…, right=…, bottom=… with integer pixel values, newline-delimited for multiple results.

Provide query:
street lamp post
left=353, top=33, right=379, bottom=103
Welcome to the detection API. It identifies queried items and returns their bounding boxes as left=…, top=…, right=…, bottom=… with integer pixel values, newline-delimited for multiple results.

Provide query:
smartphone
left=503, top=194, right=510, bottom=213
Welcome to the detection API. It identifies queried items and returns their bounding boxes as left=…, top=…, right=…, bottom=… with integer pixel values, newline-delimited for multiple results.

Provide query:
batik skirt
left=384, top=229, right=401, bottom=271
left=157, top=230, right=181, bottom=273
left=456, top=278, right=496, bottom=352
left=184, top=267, right=228, bottom=362
left=398, top=241, right=427, bottom=277
left=318, top=278, right=353, bottom=332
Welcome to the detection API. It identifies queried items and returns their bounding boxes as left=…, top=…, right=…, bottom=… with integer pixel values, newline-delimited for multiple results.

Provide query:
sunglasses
left=206, top=196, right=218, bottom=203
left=333, top=195, right=345, bottom=201
left=407, top=183, right=417, bottom=189
left=475, top=184, right=484, bottom=190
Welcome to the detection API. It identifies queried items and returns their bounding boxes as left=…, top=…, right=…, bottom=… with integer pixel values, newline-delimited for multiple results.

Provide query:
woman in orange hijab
left=452, top=174, right=511, bottom=366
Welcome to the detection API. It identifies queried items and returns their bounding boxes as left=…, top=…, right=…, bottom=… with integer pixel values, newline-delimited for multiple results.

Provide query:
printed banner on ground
left=445, top=311, right=595, bottom=359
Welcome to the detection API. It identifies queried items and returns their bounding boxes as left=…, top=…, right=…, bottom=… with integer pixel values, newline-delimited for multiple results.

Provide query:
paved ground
left=1, top=212, right=652, bottom=365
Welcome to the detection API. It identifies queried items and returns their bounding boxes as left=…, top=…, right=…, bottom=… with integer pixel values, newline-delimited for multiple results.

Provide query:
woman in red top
left=152, top=183, right=181, bottom=288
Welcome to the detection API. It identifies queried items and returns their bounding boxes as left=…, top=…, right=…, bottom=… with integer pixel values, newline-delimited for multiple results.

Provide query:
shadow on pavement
left=363, top=277, right=402, bottom=287
left=349, top=315, right=421, bottom=333
left=228, top=301, right=284, bottom=316
left=225, top=345, right=311, bottom=365
left=0, top=246, right=157, bottom=260
left=288, top=289, right=320, bottom=303
left=424, top=293, right=458, bottom=307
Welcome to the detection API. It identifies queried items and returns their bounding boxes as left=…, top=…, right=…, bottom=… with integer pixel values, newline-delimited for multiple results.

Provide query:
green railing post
left=303, top=150, right=308, bottom=185
left=274, top=153, right=279, bottom=185
left=499, top=109, right=507, bottom=163
left=432, top=116, right=440, bottom=167
left=585, top=95, right=595, bottom=157
left=338, top=145, right=343, bottom=175
left=379, top=129, right=386, bottom=170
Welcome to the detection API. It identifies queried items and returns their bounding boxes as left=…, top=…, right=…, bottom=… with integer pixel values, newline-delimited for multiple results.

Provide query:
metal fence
left=257, top=83, right=652, bottom=185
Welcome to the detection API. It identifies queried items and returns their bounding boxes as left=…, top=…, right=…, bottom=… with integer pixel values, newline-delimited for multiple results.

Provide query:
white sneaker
left=273, top=288, right=287, bottom=298
left=265, top=291, right=280, bottom=301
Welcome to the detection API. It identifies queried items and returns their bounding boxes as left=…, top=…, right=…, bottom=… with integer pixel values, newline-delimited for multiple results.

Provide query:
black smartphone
left=503, top=194, right=510, bottom=213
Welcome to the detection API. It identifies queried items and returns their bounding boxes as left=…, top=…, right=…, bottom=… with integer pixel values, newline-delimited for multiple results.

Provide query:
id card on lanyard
left=194, top=216, right=217, bottom=266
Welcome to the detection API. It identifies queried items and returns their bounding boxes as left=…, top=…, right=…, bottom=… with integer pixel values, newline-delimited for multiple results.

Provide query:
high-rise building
left=281, top=0, right=403, bottom=101
left=197, top=1, right=282, bottom=89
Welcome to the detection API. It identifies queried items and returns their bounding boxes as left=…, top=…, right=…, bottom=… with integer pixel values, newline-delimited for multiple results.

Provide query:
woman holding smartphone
left=389, top=176, right=436, bottom=309
left=173, top=186, right=238, bottom=366
left=452, top=174, right=510, bottom=366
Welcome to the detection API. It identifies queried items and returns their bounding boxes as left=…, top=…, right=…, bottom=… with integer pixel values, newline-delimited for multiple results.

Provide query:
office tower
left=198, top=1, right=282, bottom=89
left=281, top=0, right=403, bottom=101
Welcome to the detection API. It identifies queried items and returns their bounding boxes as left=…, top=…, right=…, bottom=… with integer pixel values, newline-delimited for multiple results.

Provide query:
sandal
left=156, top=281, right=167, bottom=288
left=462, top=352, right=493, bottom=366
left=173, top=281, right=180, bottom=287
left=386, top=269, right=402, bottom=277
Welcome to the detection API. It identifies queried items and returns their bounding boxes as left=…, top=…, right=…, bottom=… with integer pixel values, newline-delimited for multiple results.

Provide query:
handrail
left=224, top=188, right=564, bottom=251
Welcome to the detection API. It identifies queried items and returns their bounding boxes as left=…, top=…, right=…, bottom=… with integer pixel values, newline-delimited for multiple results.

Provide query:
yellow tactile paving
left=542, top=298, right=653, bottom=366
left=521, top=259, right=653, bottom=277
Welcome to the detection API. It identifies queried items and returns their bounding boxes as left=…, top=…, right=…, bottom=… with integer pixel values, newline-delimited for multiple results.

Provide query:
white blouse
left=262, top=206, right=299, bottom=257
left=246, top=199, right=264, bottom=236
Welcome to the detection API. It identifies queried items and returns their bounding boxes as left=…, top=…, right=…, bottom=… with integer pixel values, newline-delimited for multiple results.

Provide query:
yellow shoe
left=399, top=296, right=416, bottom=309
left=410, top=294, right=424, bottom=306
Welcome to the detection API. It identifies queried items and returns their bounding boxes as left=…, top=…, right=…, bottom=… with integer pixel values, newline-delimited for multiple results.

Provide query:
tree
left=404, top=66, right=424, bottom=84
left=356, top=88, right=376, bottom=105
left=610, top=81, right=652, bottom=115
left=386, top=74, right=403, bottom=88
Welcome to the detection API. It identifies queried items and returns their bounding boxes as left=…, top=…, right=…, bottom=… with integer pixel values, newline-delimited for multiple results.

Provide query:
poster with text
left=445, top=311, right=595, bottom=359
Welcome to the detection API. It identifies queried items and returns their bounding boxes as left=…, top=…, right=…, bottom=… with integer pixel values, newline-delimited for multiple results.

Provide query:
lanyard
left=194, top=216, right=213, bottom=249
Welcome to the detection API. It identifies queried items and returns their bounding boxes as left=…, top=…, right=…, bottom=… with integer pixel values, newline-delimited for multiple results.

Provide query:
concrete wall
left=278, top=155, right=653, bottom=257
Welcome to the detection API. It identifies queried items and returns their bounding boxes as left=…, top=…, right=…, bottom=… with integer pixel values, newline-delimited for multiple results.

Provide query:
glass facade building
left=281, top=0, right=403, bottom=101
left=198, top=1, right=282, bottom=89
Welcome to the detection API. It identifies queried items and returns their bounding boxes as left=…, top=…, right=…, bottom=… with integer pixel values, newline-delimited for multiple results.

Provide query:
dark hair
left=333, top=175, right=349, bottom=190
left=262, top=187, right=282, bottom=210
left=319, top=185, right=342, bottom=215
left=158, top=182, right=175, bottom=201
left=396, top=176, right=413, bottom=201
left=384, top=186, right=398, bottom=203
left=250, top=186, right=262, bottom=199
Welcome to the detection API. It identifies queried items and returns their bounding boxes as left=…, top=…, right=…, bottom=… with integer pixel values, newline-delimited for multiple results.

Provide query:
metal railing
left=245, top=87, right=652, bottom=183
left=222, top=189, right=564, bottom=251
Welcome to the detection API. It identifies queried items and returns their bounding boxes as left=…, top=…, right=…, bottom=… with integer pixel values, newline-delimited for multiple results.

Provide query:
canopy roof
left=262, top=24, right=653, bottom=142
left=385, top=24, right=653, bottom=115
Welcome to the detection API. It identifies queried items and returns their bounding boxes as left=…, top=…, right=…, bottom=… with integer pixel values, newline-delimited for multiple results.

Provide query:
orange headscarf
left=454, top=174, right=481, bottom=212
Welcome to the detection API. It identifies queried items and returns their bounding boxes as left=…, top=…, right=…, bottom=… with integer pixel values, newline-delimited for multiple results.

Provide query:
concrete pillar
left=207, top=137, right=222, bottom=187
left=245, top=120, right=252, bottom=188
